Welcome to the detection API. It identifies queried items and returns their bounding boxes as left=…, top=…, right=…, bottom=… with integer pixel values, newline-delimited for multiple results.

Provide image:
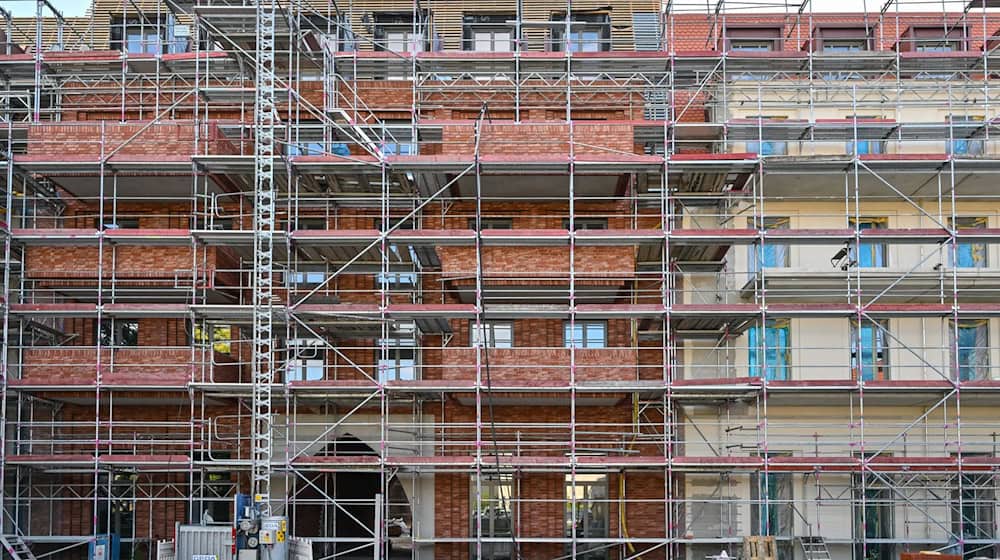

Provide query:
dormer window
left=813, top=26, right=872, bottom=52
left=725, top=26, right=782, bottom=51
left=898, top=25, right=966, bottom=52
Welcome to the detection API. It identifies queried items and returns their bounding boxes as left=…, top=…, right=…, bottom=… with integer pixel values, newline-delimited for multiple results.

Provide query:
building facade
left=2, top=0, right=1000, bottom=559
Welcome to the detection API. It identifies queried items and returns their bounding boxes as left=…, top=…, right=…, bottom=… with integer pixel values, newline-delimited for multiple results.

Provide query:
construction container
left=174, top=524, right=234, bottom=560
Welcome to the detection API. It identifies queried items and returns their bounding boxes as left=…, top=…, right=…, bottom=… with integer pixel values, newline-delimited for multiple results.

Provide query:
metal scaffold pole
left=252, top=0, right=277, bottom=517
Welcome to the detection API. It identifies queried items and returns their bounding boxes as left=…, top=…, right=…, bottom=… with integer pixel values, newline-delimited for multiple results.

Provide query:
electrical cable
left=474, top=102, right=522, bottom=560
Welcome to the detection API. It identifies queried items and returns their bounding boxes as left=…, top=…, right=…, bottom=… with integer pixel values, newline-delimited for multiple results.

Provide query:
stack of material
left=741, top=536, right=777, bottom=560
left=900, top=554, right=962, bottom=560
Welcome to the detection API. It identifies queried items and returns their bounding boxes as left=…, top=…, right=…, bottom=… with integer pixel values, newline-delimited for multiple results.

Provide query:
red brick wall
left=438, top=246, right=635, bottom=284
left=25, top=245, right=206, bottom=280
left=437, top=347, right=637, bottom=383
left=20, top=345, right=236, bottom=385
left=434, top=466, right=668, bottom=560
left=25, top=121, right=237, bottom=158
left=440, top=121, right=637, bottom=157
left=21, top=400, right=242, bottom=557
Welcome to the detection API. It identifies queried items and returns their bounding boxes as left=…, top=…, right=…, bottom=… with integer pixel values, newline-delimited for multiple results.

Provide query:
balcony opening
left=550, top=12, right=611, bottom=53
left=301, top=13, right=355, bottom=52
left=96, top=473, right=137, bottom=560
left=110, top=15, right=191, bottom=54
left=372, top=11, right=431, bottom=53
left=463, top=14, right=515, bottom=52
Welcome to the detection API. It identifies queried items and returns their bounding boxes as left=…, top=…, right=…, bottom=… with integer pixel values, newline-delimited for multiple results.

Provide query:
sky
left=0, top=0, right=986, bottom=18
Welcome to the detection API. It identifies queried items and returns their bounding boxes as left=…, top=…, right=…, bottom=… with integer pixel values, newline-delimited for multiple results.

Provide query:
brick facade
left=11, top=3, right=999, bottom=560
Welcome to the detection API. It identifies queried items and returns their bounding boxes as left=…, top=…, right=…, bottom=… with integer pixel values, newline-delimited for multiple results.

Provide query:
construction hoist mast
left=251, top=0, right=277, bottom=517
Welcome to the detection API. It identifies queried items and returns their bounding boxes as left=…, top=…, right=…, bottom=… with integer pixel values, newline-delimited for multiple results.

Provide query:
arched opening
left=292, top=433, right=412, bottom=558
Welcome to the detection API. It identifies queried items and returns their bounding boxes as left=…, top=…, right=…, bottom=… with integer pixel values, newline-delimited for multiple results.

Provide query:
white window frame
left=288, top=338, right=325, bottom=381
left=471, top=321, right=514, bottom=348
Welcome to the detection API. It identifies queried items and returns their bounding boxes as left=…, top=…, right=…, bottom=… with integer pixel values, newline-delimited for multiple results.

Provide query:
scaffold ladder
left=797, top=536, right=831, bottom=560
left=0, top=535, right=37, bottom=560
left=251, top=0, right=277, bottom=517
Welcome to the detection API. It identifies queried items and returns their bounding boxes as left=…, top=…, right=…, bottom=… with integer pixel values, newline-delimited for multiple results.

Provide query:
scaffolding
left=2, top=0, right=1000, bottom=559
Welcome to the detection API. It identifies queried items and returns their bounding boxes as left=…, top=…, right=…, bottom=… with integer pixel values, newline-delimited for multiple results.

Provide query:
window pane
left=852, top=320, right=888, bottom=381
left=848, top=139, right=883, bottom=155
left=564, top=323, right=581, bottom=347
left=472, top=322, right=513, bottom=349
left=144, top=31, right=159, bottom=54
left=288, top=339, right=325, bottom=381
left=194, top=324, right=231, bottom=353
left=750, top=217, right=789, bottom=272
left=377, top=271, right=418, bottom=287
left=472, top=475, right=514, bottom=560
left=953, top=217, right=987, bottom=268
left=386, top=32, right=406, bottom=52
left=379, top=335, right=417, bottom=381
left=290, top=359, right=324, bottom=381
left=731, top=41, right=772, bottom=52
left=955, top=321, right=989, bottom=381
left=823, top=40, right=865, bottom=52
left=585, top=323, right=605, bottom=348
left=293, top=271, right=326, bottom=286
left=379, top=358, right=415, bottom=381
left=99, top=320, right=138, bottom=347
left=850, top=219, right=887, bottom=267
left=749, top=321, right=788, bottom=380
left=564, top=322, right=605, bottom=348
left=127, top=31, right=144, bottom=54
left=494, top=32, right=512, bottom=52
left=747, top=141, right=788, bottom=156
left=564, top=474, right=608, bottom=558
left=408, top=33, right=424, bottom=53
left=474, top=35, right=491, bottom=51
